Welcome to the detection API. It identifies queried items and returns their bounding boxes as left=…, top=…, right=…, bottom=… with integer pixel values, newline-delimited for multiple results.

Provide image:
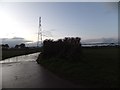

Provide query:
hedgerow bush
left=36, top=37, right=82, bottom=63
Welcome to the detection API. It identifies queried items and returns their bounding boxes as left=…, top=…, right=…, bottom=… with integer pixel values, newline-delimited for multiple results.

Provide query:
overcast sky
left=0, top=2, right=118, bottom=46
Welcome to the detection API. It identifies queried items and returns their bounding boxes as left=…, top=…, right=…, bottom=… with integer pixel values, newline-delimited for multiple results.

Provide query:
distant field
left=39, top=47, right=119, bottom=88
left=2, top=48, right=41, bottom=60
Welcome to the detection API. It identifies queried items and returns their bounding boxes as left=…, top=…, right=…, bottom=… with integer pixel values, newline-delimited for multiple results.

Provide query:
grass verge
left=39, top=47, right=119, bottom=88
left=2, top=48, right=41, bottom=60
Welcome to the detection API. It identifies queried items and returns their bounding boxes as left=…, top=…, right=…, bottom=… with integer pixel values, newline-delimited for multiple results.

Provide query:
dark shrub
left=37, top=37, right=82, bottom=63
left=1, top=44, right=9, bottom=49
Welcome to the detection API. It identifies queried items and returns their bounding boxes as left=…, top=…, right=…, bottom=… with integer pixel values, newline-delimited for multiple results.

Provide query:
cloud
left=1, top=37, right=33, bottom=47
left=26, top=41, right=42, bottom=47
left=81, top=37, right=118, bottom=44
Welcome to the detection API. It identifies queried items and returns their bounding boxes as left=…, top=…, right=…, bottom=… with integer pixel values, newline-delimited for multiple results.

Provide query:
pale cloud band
left=1, top=37, right=33, bottom=47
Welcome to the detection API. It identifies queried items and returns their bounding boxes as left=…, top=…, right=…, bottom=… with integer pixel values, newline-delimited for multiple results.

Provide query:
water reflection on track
left=0, top=52, right=40, bottom=64
left=1, top=52, right=81, bottom=88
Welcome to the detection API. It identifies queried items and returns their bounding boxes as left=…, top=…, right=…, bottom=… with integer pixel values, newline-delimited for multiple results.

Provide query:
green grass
left=39, top=47, right=119, bottom=88
left=2, top=48, right=41, bottom=60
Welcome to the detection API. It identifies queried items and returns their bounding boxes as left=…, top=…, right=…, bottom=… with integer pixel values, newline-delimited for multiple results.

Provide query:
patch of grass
left=2, top=48, right=41, bottom=60
left=39, top=47, right=119, bottom=88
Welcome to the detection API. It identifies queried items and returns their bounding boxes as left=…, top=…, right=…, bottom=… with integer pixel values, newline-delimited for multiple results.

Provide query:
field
left=39, top=47, right=119, bottom=88
left=2, top=48, right=41, bottom=60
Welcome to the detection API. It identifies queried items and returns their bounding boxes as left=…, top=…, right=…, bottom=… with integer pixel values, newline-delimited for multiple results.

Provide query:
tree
left=15, top=45, right=19, bottom=48
left=5, top=44, right=9, bottom=49
left=2, top=44, right=9, bottom=49
left=41, top=37, right=82, bottom=60
left=20, top=43, right=26, bottom=48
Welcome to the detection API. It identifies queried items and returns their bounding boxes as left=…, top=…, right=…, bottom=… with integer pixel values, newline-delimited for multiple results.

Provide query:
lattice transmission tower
left=37, top=17, right=42, bottom=47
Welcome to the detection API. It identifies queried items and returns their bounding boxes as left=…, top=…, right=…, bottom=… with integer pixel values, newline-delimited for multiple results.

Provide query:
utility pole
left=37, top=17, right=42, bottom=47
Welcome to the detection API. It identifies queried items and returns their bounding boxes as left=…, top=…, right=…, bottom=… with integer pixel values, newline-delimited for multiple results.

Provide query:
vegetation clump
left=36, top=37, right=82, bottom=63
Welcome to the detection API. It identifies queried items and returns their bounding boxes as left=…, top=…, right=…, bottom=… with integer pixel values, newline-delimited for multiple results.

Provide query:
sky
left=0, top=0, right=119, bottom=2
left=0, top=2, right=118, bottom=46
